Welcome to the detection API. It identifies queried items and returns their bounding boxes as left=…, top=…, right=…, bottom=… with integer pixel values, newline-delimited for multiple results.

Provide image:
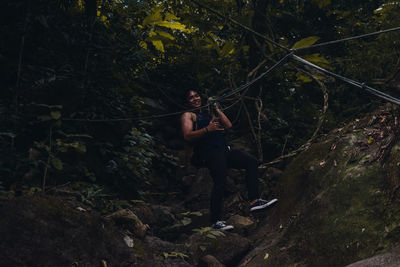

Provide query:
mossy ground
left=0, top=195, right=135, bottom=266
left=270, top=107, right=400, bottom=266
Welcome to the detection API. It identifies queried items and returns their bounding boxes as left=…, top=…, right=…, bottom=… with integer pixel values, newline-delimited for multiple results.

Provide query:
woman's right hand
left=206, top=117, right=224, bottom=132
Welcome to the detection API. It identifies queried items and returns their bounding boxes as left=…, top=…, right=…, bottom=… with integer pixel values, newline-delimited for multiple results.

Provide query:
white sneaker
left=250, top=198, right=278, bottom=211
left=211, top=221, right=234, bottom=230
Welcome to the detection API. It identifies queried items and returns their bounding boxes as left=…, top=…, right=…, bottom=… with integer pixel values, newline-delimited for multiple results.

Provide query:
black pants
left=199, top=146, right=259, bottom=223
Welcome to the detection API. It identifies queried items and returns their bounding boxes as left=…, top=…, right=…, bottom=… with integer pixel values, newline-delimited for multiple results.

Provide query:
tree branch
left=260, top=71, right=329, bottom=168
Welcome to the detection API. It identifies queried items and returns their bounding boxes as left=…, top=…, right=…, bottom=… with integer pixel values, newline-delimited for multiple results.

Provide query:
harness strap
left=191, top=112, right=197, bottom=130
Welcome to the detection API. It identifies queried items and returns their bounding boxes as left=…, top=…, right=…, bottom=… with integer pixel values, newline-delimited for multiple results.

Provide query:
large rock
left=346, top=246, right=400, bottom=267
left=132, top=202, right=157, bottom=225
left=241, top=107, right=400, bottom=266
left=0, top=195, right=135, bottom=266
left=226, top=215, right=255, bottom=236
left=199, top=255, right=225, bottom=267
left=105, top=208, right=149, bottom=238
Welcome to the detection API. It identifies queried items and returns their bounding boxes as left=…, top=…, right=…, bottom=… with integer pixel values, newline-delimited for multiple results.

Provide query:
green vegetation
left=2, top=2, right=400, bottom=266
left=275, top=110, right=400, bottom=266
left=1, top=0, right=400, bottom=204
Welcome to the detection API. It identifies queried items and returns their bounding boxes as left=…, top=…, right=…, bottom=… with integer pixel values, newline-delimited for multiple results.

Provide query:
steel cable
left=291, top=55, right=400, bottom=105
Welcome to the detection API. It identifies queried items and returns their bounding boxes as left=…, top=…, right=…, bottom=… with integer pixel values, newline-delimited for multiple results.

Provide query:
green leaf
left=164, top=12, right=179, bottom=21
left=34, top=104, right=62, bottom=109
left=296, top=73, right=312, bottom=83
left=181, top=217, right=192, bottom=226
left=264, top=252, right=269, bottom=260
left=178, top=252, right=189, bottom=259
left=163, top=252, right=188, bottom=260
left=155, top=21, right=188, bottom=32
left=206, top=234, right=217, bottom=239
left=71, top=142, right=86, bottom=154
left=152, top=40, right=164, bottom=52
left=312, top=0, right=331, bottom=8
left=62, top=133, right=92, bottom=139
left=220, top=42, right=235, bottom=56
left=38, top=115, right=52, bottom=121
left=0, top=132, right=16, bottom=138
left=192, top=227, right=211, bottom=234
left=291, top=36, right=320, bottom=49
left=142, top=7, right=162, bottom=26
left=302, top=53, right=330, bottom=67
left=50, top=111, right=61, bottom=120
left=156, top=30, right=175, bottom=40
left=139, top=41, right=148, bottom=49
left=51, top=157, right=63, bottom=170
left=242, top=45, right=250, bottom=52
left=210, top=230, right=225, bottom=237
left=131, top=199, right=145, bottom=204
left=181, top=211, right=203, bottom=217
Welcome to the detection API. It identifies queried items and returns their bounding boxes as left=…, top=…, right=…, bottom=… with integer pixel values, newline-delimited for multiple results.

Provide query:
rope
left=294, top=26, right=400, bottom=52
left=214, top=52, right=293, bottom=101
left=62, top=53, right=292, bottom=123
left=291, top=55, right=400, bottom=106
left=187, top=1, right=400, bottom=105
left=62, top=8, right=400, bottom=123
left=189, top=0, right=400, bottom=55
left=62, top=104, right=208, bottom=122
left=188, top=0, right=290, bottom=52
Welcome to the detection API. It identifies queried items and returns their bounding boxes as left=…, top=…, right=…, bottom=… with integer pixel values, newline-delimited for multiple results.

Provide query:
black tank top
left=194, top=112, right=227, bottom=152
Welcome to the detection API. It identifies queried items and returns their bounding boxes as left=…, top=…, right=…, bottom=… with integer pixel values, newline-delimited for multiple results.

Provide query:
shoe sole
left=212, top=225, right=234, bottom=231
left=220, top=225, right=234, bottom=231
left=250, top=198, right=278, bottom=211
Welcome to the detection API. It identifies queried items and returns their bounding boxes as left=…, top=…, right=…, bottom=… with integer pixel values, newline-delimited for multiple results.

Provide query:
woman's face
left=187, top=90, right=201, bottom=108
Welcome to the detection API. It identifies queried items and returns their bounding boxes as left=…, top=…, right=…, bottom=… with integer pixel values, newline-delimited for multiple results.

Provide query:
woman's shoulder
left=181, top=111, right=192, bottom=117
left=181, top=111, right=194, bottom=122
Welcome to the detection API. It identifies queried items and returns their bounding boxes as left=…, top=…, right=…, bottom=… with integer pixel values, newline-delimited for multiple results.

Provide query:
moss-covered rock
left=243, top=106, right=400, bottom=266
left=0, top=195, right=135, bottom=266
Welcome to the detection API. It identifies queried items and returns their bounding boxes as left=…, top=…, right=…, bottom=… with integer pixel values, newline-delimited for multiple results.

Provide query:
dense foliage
left=1, top=0, right=400, bottom=199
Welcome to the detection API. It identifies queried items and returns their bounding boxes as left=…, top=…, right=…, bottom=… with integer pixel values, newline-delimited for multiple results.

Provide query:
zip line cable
left=62, top=53, right=292, bottom=123
left=189, top=0, right=400, bottom=53
left=187, top=1, right=400, bottom=104
left=63, top=2, right=400, bottom=123
left=291, top=55, right=400, bottom=105
left=62, top=104, right=208, bottom=122
left=188, top=0, right=290, bottom=52
left=214, top=52, right=293, bottom=102
left=294, top=26, right=400, bottom=52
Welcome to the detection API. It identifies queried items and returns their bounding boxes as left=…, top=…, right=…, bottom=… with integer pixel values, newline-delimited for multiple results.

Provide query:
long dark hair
left=183, top=89, right=203, bottom=107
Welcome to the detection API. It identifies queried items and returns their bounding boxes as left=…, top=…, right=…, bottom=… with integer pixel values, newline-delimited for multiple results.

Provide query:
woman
left=181, top=89, right=277, bottom=230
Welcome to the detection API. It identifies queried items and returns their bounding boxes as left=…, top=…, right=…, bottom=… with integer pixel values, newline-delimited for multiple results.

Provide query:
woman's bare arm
left=181, top=112, right=224, bottom=142
left=215, top=108, right=232, bottom=129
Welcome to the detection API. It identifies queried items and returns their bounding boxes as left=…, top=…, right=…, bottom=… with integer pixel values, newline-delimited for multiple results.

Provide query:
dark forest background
left=1, top=0, right=400, bottom=202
